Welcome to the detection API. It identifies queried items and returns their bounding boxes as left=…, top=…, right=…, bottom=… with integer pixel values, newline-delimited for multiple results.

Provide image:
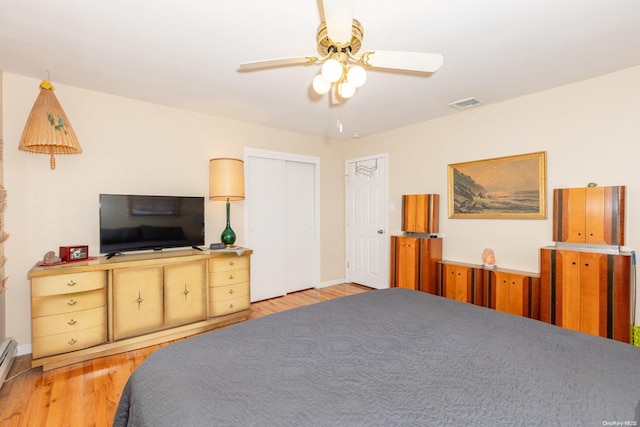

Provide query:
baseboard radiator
left=0, top=338, right=17, bottom=389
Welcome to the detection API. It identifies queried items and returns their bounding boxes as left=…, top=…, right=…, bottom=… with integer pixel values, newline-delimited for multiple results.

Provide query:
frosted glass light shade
left=321, top=58, right=344, bottom=83
left=312, top=74, right=331, bottom=94
left=338, top=81, right=356, bottom=99
left=347, top=65, right=367, bottom=88
left=209, top=158, right=245, bottom=200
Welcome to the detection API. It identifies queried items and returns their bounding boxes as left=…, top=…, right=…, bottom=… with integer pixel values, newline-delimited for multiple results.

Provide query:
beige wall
left=344, top=65, right=640, bottom=317
left=3, top=66, right=640, bottom=353
left=2, top=73, right=346, bottom=352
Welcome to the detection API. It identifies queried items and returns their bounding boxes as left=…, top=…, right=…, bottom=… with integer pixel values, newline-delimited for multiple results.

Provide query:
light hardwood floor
left=0, top=283, right=371, bottom=427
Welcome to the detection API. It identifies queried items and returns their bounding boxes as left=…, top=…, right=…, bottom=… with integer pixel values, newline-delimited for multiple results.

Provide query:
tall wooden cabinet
left=391, top=193, right=442, bottom=294
left=29, top=249, right=251, bottom=370
left=390, top=236, right=442, bottom=294
left=542, top=184, right=630, bottom=343
left=540, top=248, right=631, bottom=343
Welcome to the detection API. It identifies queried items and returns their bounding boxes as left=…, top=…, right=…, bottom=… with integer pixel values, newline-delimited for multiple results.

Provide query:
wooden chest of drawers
left=208, top=255, right=250, bottom=316
left=31, top=271, right=107, bottom=359
left=29, top=249, right=252, bottom=370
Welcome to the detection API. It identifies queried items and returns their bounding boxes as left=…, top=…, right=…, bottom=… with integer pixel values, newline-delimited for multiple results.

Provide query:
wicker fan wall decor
left=19, top=80, right=82, bottom=169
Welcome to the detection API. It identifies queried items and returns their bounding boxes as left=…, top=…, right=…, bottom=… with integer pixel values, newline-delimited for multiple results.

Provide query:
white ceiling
left=1, top=0, right=639, bottom=141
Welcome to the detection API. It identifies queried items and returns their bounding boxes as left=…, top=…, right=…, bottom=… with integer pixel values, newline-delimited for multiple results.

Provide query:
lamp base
left=220, top=199, right=236, bottom=247
left=220, top=225, right=236, bottom=247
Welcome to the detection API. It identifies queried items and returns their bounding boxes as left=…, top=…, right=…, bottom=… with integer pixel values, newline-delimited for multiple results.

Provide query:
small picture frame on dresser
left=59, top=245, right=89, bottom=262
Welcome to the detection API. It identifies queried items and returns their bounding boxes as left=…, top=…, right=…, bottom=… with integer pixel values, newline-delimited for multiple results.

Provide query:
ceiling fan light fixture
left=337, top=81, right=356, bottom=99
left=321, top=58, right=344, bottom=83
left=312, top=74, right=332, bottom=94
left=346, top=65, right=366, bottom=88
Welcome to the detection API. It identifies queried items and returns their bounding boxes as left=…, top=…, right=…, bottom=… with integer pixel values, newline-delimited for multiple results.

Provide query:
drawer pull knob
left=136, top=291, right=144, bottom=310
left=183, top=289, right=189, bottom=296
left=68, top=338, right=78, bottom=345
left=229, top=303, right=234, bottom=309
left=229, top=274, right=234, bottom=280
left=229, top=289, right=234, bottom=295
left=67, top=280, right=77, bottom=287
left=68, top=318, right=77, bottom=326
left=229, top=260, right=235, bottom=266
left=67, top=299, right=77, bottom=306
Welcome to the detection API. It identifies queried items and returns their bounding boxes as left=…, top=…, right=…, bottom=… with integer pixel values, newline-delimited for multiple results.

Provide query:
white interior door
left=346, top=155, right=389, bottom=289
left=246, top=150, right=318, bottom=302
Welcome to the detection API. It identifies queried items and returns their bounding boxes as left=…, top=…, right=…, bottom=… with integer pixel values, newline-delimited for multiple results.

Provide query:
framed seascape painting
left=448, top=151, right=547, bottom=219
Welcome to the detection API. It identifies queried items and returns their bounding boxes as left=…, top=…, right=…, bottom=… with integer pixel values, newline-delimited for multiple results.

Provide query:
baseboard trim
left=318, top=278, right=347, bottom=288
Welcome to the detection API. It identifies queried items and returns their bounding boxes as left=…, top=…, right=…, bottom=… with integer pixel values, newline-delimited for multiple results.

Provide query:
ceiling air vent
left=448, top=97, right=484, bottom=110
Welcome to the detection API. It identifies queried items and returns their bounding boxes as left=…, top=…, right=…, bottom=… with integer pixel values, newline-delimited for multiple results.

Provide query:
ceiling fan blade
left=322, top=0, right=356, bottom=44
left=239, top=56, right=319, bottom=71
left=361, top=51, right=444, bottom=73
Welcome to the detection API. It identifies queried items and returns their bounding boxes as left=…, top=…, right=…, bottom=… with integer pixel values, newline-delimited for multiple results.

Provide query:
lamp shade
left=209, top=158, right=245, bottom=201
left=19, top=80, right=82, bottom=169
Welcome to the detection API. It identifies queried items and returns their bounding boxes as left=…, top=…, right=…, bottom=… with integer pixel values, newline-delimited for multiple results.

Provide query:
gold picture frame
left=448, top=151, right=547, bottom=219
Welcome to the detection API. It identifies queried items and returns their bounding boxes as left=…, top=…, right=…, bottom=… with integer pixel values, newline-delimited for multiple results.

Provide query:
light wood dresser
left=29, top=248, right=252, bottom=370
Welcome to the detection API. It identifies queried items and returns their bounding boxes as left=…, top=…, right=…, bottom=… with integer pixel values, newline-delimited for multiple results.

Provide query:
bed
left=113, top=288, right=640, bottom=426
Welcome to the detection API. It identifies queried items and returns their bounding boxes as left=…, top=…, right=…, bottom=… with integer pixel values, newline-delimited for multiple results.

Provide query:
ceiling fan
left=239, top=0, right=443, bottom=102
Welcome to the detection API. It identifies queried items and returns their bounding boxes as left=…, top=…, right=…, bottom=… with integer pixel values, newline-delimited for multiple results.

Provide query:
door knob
left=377, top=229, right=384, bottom=234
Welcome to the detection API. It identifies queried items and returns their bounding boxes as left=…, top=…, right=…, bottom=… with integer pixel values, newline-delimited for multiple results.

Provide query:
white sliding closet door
left=246, top=151, right=318, bottom=302
left=284, top=161, right=315, bottom=294
left=247, top=156, right=286, bottom=302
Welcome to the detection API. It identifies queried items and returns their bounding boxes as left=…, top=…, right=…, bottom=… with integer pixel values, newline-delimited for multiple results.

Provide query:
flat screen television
left=99, top=194, right=205, bottom=257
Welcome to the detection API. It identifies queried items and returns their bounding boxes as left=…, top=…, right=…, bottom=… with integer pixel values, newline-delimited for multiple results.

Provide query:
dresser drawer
left=32, top=271, right=106, bottom=297
left=209, top=256, right=250, bottom=272
left=210, top=269, right=249, bottom=287
left=32, top=306, right=106, bottom=339
left=210, top=282, right=249, bottom=301
left=32, top=325, right=107, bottom=359
left=32, top=288, right=106, bottom=318
left=209, top=295, right=250, bottom=317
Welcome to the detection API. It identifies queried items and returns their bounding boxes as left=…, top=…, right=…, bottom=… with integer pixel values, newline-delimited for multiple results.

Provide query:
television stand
left=28, top=248, right=252, bottom=371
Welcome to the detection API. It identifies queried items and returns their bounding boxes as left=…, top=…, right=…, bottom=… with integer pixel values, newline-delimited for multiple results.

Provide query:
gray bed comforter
left=113, top=288, right=640, bottom=426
